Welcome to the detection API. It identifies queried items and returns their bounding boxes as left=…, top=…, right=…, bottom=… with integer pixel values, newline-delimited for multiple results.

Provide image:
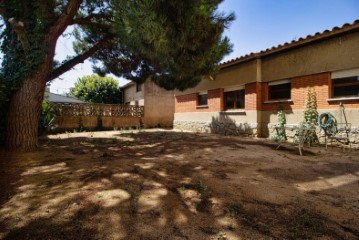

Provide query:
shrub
left=38, top=101, right=55, bottom=134
left=294, top=89, right=319, bottom=145
left=271, top=105, right=287, bottom=142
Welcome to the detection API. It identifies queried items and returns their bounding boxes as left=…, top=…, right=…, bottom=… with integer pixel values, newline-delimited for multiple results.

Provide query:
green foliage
left=38, top=101, right=55, bottom=134
left=195, top=180, right=211, bottom=211
left=1, top=1, right=48, bottom=91
left=225, top=203, right=243, bottom=217
left=92, top=0, right=234, bottom=90
left=294, top=89, right=319, bottom=145
left=70, top=75, right=122, bottom=104
left=0, top=0, right=233, bottom=146
left=271, top=105, right=287, bottom=142
left=197, top=180, right=211, bottom=201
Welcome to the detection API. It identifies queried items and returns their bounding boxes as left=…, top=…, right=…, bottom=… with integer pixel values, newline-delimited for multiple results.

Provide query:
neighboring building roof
left=220, top=19, right=359, bottom=69
left=120, top=81, right=136, bottom=89
left=45, top=92, right=85, bottom=103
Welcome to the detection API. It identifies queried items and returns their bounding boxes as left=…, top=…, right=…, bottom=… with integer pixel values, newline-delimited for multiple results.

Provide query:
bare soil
left=0, top=129, right=359, bottom=240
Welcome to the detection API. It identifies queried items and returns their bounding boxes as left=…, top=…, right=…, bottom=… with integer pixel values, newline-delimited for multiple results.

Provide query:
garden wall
left=51, top=103, right=144, bottom=132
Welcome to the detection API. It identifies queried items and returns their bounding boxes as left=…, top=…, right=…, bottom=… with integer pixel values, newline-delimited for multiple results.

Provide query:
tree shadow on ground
left=0, top=130, right=358, bottom=239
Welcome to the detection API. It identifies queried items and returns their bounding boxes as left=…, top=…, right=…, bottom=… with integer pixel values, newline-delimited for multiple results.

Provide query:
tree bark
left=5, top=75, right=46, bottom=151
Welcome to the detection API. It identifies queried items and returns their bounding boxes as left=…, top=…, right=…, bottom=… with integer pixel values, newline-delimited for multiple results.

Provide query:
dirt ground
left=0, top=129, right=359, bottom=240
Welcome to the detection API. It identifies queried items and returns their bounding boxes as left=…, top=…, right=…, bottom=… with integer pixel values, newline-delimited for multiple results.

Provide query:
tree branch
left=37, top=0, right=57, bottom=22
left=48, top=34, right=112, bottom=82
left=48, top=0, right=83, bottom=39
left=8, top=18, right=31, bottom=52
left=71, top=18, right=111, bottom=30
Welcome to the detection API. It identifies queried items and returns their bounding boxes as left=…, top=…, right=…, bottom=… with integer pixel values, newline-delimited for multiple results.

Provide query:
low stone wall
left=265, top=123, right=359, bottom=147
left=54, top=116, right=143, bottom=132
left=174, top=120, right=359, bottom=147
left=173, top=120, right=258, bottom=136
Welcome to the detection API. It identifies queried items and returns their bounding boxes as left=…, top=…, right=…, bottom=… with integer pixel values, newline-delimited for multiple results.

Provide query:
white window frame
left=267, top=79, right=291, bottom=102
left=329, top=68, right=359, bottom=100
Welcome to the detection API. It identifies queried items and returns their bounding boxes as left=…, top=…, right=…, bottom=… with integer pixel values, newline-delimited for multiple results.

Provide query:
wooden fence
left=51, top=103, right=144, bottom=117
left=50, top=103, right=144, bottom=131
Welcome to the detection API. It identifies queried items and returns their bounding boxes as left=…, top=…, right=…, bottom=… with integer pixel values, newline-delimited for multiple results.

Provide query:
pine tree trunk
left=5, top=76, right=46, bottom=151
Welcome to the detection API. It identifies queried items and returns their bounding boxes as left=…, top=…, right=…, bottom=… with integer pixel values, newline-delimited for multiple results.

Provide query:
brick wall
left=262, top=72, right=359, bottom=111
left=175, top=72, right=359, bottom=113
left=245, top=82, right=260, bottom=110
left=175, top=89, right=223, bottom=112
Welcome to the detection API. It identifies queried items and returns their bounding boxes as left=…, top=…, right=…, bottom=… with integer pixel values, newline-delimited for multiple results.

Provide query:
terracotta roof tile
left=220, top=19, right=359, bottom=68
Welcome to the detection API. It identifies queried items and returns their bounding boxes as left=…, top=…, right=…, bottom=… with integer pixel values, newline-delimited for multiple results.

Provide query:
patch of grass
left=195, top=181, right=211, bottom=212
left=216, top=231, right=227, bottom=239
left=301, top=209, right=314, bottom=227
left=289, top=227, right=298, bottom=239
left=111, top=136, right=117, bottom=143
left=180, top=131, right=189, bottom=140
left=241, top=212, right=271, bottom=235
left=225, top=203, right=243, bottom=217
left=196, top=181, right=210, bottom=201
left=179, top=184, right=186, bottom=192
left=286, top=208, right=328, bottom=239
left=200, top=226, right=217, bottom=235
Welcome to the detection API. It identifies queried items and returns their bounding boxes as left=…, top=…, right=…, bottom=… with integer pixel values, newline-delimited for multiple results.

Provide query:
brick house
left=121, top=79, right=175, bottom=128
left=174, top=20, right=359, bottom=142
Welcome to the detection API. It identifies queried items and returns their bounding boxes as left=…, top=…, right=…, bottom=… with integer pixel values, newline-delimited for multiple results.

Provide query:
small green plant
left=65, top=131, right=71, bottom=138
left=290, top=227, right=298, bottom=239
left=301, top=209, right=313, bottom=227
left=38, top=100, right=55, bottom=134
left=179, top=184, right=186, bottom=192
left=216, top=231, right=226, bottom=239
left=197, top=181, right=210, bottom=201
left=88, top=131, right=94, bottom=138
left=180, top=131, right=188, bottom=139
left=195, top=181, right=211, bottom=211
left=271, top=105, right=287, bottom=142
left=225, top=203, right=243, bottom=217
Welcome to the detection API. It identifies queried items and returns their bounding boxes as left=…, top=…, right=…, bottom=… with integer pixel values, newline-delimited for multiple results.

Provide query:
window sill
left=264, top=99, right=293, bottom=104
left=327, top=97, right=359, bottom=102
left=222, top=109, right=245, bottom=113
left=196, top=105, right=208, bottom=109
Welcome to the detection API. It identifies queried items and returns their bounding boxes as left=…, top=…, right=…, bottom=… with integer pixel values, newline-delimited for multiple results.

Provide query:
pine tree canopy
left=0, top=0, right=234, bottom=149
left=0, top=0, right=234, bottom=94
left=90, top=0, right=235, bottom=90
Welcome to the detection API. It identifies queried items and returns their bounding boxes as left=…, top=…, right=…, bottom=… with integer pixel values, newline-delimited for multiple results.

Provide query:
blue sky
left=46, top=1, right=359, bottom=93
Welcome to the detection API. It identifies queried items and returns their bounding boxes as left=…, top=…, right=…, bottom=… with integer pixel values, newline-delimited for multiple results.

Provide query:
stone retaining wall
left=174, top=120, right=359, bottom=147
left=173, top=120, right=258, bottom=136
left=266, top=123, right=359, bottom=147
